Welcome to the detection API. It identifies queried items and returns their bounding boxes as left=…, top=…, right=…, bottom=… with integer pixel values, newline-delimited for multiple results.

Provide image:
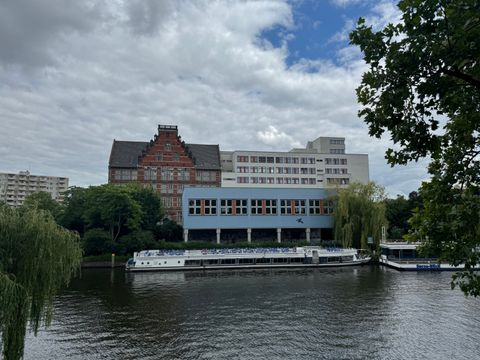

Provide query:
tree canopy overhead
left=350, top=0, right=480, bottom=295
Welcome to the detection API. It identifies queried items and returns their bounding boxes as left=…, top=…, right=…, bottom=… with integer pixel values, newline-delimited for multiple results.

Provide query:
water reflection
left=23, top=267, right=480, bottom=360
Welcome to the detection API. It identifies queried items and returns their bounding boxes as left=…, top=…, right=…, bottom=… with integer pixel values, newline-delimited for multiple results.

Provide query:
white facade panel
left=0, top=171, right=69, bottom=207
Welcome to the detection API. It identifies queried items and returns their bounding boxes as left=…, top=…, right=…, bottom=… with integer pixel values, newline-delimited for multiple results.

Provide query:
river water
left=23, top=266, right=480, bottom=360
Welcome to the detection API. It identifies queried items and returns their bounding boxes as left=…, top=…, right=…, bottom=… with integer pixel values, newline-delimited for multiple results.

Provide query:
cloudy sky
left=0, top=0, right=430, bottom=196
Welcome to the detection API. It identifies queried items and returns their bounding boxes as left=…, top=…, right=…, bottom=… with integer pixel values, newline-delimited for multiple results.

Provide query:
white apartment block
left=220, top=137, right=369, bottom=188
left=0, top=171, right=69, bottom=207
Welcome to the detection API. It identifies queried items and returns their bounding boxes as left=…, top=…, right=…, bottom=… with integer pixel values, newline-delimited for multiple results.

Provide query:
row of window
left=236, top=156, right=316, bottom=164
left=325, top=168, right=348, bottom=174
left=237, top=177, right=317, bottom=185
left=142, top=167, right=215, bottom=182
left=114, top=169, right=137, bottom=181
left=237, top=166, right=317, bottom=174
left=325, top=158, right=347, bottom=165
left=329, top=149, right=345, bottom=154
left=188, top=199, right=333, bottom=216
left=329, top=139, right=345, bottom=145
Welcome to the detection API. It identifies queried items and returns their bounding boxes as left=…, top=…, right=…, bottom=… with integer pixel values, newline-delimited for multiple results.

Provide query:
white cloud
left=0, top=0, right=427, bottom=196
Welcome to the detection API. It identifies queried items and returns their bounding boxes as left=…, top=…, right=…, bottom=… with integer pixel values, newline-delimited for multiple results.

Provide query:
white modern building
left=220, top=137, right=369, bottom=188
left=0, top=171, right=69, bottom=207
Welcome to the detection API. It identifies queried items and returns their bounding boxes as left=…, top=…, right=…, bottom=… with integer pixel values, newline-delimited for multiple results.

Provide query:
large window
left=161, top=168, right=174, bottom=181
left=196, top=171, right=217, bottom=182
left=293, top=200, right=306, bottom=215
left=309, top=200, right=321, bottom=215
left=251, top=199, right=262, bottom=215
left=189, top=199, right=201, bottom=215
left=280, top=200, right=292, bottom=214
left=204, top=199, right=217, bottom=215
left=220, top=199, right=248, bottom=215
left=265, top=200, right=277, bottom=215
left=144, top=167, right=157, bottom=181
left=115, top=169, right=137, bottom=181
left=178, top=168, right=190, bottom=181
left=237, top=155, right=248, bottom=162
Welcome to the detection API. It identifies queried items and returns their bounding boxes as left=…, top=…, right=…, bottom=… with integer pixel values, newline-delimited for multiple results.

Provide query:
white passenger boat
left=126, top=247, right=370, bottom=272
left=380, top=242, right=468, bottom=271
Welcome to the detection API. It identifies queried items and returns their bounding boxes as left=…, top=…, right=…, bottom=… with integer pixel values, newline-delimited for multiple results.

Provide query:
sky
left=0, top=0, right=430, bottom=197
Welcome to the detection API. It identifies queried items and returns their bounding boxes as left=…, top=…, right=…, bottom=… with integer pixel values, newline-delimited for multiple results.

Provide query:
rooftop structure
left=220, top=136, right=369, bottom=188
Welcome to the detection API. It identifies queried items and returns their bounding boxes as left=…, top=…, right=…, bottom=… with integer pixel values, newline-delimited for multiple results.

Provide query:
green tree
left=0, top=207, right=82, bottom=360
left=333, top=182, right=387, bottom=250
left=60, top=187, right=88, bottom=236
left=350, top=0, right=480, bottom=295
left=84, top=185, right=143, bottom=243
left=127, top=184, right=163, bottom=231
left=22, top=191, right=62, bottom=221
left=384, top=193, right=415, bottom=239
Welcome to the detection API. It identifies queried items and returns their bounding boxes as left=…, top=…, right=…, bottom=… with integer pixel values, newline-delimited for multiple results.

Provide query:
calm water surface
left=24, top=266, right=480, bottom=359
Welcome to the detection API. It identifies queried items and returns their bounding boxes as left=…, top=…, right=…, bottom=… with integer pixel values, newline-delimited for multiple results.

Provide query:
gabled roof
left=109, top=140, right=221, bottom=170
left=186, top=143, right=221, bottom=170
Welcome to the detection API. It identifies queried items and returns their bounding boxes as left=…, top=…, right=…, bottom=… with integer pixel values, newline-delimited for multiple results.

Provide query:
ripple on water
left=23, top=267, right=480, bottom=360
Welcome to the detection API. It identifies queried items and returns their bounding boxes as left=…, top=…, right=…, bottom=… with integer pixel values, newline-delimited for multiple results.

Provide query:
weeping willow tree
left=333, top=182, right=387, bottom=250
left=0, top=206, right=82, bottom=360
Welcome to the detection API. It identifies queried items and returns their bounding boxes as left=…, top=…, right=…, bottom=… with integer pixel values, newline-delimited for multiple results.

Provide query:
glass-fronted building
left=182, top=187, right=334, bottom=243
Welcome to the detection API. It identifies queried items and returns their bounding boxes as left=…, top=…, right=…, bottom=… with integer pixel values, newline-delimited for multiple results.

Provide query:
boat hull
left=126, top=259, right=371, bottom=272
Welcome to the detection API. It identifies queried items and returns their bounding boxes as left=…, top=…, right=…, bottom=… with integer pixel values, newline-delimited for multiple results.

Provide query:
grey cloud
left=0, top=0, right=105, bottom=68
left=127, top=0, right=175, bottom=36
left=0, top=0, right=428, bottom=196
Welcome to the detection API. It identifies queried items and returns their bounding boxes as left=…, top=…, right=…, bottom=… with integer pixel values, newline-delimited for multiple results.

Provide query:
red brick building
left=108, top=125, right=221, bottom=223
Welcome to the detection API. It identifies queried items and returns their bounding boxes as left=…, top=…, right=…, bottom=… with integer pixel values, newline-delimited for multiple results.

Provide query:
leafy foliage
left=0, top=207, right=82, bottom=360
left=350, top=0, right=480, bottom=295
left=333, top=182, right=387, bottom=249
left=61, top=184, right=164, bottom=256
left=22, top=191, right=62, bottom=220
left=384, top=192, right=423, bottom=239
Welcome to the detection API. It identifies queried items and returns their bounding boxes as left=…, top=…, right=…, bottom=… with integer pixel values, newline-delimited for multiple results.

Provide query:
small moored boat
left=126, top=246, right=370, bottom=272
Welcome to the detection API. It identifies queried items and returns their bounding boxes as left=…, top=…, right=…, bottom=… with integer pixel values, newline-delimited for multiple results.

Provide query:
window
left=144, top=167, right=157, bottom=181
left=330, top=149, right=345, bottom=154
left=301, top=168, right=309, bottom=174
left=236, top=199, right=248, bottom=215
left=258, top=177, right=266, bottom=184
left=284, top=157, right=292, bottom=164
left=189, top=199, right=202, bottom=215
left=259, top=156, right=266, bottom=163
left=204, top=199, right=217, bottom=215
left=237, top=166, right=249, bottom=173
left=324, top=200, right=334, bottom=214
left=251, top=199, right=262, bottom=215
left=237, top=177, right=249, bottom=183
left=250, top=156, right=258, bottom=163
left=309, top=200, right=321, bottom=215
left=293, top=200, right=306, bottom=215
left=172, top=153, right=180, bottom=161
left=266, top=157, right=274, bottom=163
left=196, top=171, right=217, bottom=182
left=161, top=168, right=174, bottom=181
left=265, top=200, right=277, bottom=215
left=164, top=143, right=171, bottom=151
left=160, top=183, right=174, bottom=194
left=280, top=200, right=292, bottom=214
left=237, top=155, right=248, bottom=162
left=292, top=157, right=299, bottom=164
left=309, top=178, right=316, bottom=184
left=221, top=199, right=233, bottom=215
left=340, top=159, right=348, bottom=165
left=267, top=177, right=275, bottom=184
left=275, top=157, right=284, bottom=164
left=221, top=199, right=247, bottom=215
left=155, top=152, right=163, bottom=161
left=115, top=169, right=137, bottom=181
left=276, top=178, right=284, bottom=184
left=178, top=168, right=190, bottom=181
left=251, top=166, right=259, bottom=173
